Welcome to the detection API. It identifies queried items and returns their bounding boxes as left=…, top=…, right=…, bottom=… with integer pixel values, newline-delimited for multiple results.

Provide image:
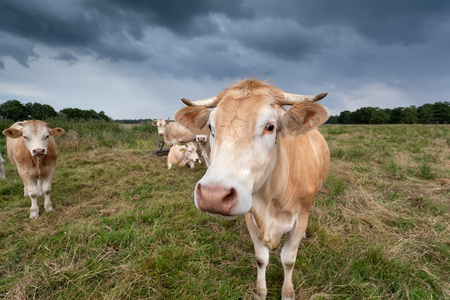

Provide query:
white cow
left=2, top=120, right=65, bottom=219
left=176, top=79, right=330, bottom=299
left=0, top=139, right=5, bottom=179
left=167, top=142, right=200, bottom=169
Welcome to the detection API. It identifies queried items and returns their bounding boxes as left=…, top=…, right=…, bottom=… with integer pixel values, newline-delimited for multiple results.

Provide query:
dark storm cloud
left=232, top=18, right=323, bottom=61
left=50, top=52, right=79, bottom=64
left=1, top=0, right=450, bottom=86
left=252, top=0, right=450, bottom=46
left=0, top=0, right=257, bottom=76
left=93, top=0, right=255, bottom=37
left=0, top=33, right=39, bottom=68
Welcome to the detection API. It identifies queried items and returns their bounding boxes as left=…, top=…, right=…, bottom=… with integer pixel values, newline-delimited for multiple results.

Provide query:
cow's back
left=165, top=122, right=196, bottom=144
left=167, top=145, right=184, bottom=165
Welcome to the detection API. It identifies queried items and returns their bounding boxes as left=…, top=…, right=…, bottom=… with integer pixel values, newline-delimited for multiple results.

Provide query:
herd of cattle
left=0, top=79, right=330, bottom=300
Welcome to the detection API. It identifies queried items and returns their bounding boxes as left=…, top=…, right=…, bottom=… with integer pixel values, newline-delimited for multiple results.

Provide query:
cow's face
left=199, top=99, right=281, bottom=218
left=184, top=142, right=200, bottom=163
left=152, top=119, right=170, bottom=136
left=176, top=80, right=328, bottom=218
left=3, top=120, right=65, bottom=158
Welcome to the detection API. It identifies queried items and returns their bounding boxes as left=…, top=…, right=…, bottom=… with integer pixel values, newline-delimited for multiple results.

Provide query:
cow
left=175, top=79, right=330, bottom=299
left=0, top=139, right=5, bottom=179
left=2, top=120, right=65, bottom=219
left=167, top=142, right=200, bottom=169
left=152, top=118, right=196, bottom=150
left=152, top=118, right=211, bottom=164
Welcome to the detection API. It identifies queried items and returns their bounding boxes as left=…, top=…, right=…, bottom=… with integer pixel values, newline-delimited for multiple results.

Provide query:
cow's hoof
left=255, top=289, right=267, bottom=300
left=29, top=211, right=39, bottom=219
left=45, top=205, right=54, bottom=212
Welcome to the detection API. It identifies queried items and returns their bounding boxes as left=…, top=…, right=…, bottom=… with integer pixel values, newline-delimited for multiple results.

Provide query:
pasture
left=0, top=121, right=449, bottom=299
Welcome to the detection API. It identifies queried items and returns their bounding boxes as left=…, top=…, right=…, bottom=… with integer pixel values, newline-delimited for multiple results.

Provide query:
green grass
left=0, top=122, right=449, bottom=299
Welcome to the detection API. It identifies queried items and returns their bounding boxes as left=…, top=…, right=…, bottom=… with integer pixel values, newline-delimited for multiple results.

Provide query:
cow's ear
left=49, top=128, right=65, bottom=137
left=152, top=120, right=157, bottom=126
left=280, top=102, right=329, bottom=136
left=2, top=128, right=23, bottom=138
left=175, top=106, right=211, bottom=134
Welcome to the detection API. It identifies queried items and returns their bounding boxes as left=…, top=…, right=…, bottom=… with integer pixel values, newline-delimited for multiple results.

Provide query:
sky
left=1, top=0, right=449, bottom=120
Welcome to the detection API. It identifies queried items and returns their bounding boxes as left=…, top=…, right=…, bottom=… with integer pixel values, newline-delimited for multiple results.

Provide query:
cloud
left=50, top=51, right=79, bottom=64
left=0, top=32, right=39, bottom=68
left=0, top=0, right=449, bottom=119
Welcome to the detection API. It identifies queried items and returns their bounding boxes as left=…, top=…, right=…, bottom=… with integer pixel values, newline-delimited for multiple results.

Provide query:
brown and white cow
left=176, top=79, right=330, bottom=299
left=167, top=142, right=200, bottom=169
left=0, top=140, right=6, bottom=179
left=2, top=120, right=65, bottom=219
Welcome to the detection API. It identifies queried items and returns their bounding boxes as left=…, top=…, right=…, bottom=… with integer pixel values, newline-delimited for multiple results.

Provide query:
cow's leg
left=37, top=180, right=43, bottom=197
left=0, top=156, right=5, bottom=179
left=245, top=213, right=269, bottom=299
left=41, top=169, right=56, bottom=213
left=280, top=209, right=310, bottom=300
left=18, top=168, right=39, bottom=219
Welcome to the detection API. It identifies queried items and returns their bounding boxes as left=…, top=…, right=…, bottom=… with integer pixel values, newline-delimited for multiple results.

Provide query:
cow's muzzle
left=32, top=148, right=46, bottom=157
left=195, top=183, right=238, bottom=216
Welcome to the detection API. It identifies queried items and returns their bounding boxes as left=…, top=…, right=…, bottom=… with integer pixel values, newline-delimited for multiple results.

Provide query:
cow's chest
left=21, top=159, right=53, bottom=180
left=253, top=204, right=299, bottom=249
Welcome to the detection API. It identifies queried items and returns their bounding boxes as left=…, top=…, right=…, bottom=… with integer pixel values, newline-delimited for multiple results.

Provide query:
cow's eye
left=45, top=135, right=50, bottom=139
left=23, top=136, right=28, bottom=140
left=265, top=123, right=275, bottom=132
left=208, top=124, right=215, bottom=138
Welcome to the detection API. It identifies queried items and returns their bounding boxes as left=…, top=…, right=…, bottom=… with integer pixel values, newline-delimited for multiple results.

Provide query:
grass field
left=0, top=121, right=449, bottom=299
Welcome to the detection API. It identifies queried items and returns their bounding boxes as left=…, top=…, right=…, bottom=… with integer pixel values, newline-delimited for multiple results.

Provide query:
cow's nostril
left=223, top=188, right=237, bottom=207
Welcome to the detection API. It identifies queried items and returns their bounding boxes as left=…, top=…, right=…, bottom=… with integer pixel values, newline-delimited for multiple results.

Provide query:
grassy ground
left=0, top=122, right=448, bottom=299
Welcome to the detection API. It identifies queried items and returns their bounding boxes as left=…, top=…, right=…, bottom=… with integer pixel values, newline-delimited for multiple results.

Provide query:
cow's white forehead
left=22, top=121, right=49, bottom=137
left=210, top=105, right=277, bottom=134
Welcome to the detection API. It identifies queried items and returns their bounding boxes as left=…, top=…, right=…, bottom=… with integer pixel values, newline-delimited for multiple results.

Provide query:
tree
left=418, top=103, right=434, bottom=124
left=25, top=102, right=58, bottom=120
left=0, top=100, right=29, bottom=121
left=432, top=101, right=450, bottom=124
left=338, top=110, right=352, bottom=124
left=60, top=107, right=112, bottom=121
left=390, top=107, right=404, bottom=124
left=98, top=111, right=111, bottom=122
left=370, top=108, right=390, bottom=124
left=401, top=106, right=418, bottom=124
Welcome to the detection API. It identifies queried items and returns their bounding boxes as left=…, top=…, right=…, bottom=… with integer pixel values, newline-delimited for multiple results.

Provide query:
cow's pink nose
left=159, top=133, right=163, bottom=136
left=196, top=184, right=238, bottom=215
left=32, top=148, right=46, bottom=156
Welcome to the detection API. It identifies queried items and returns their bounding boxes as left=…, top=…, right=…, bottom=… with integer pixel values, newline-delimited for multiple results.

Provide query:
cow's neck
left=25, top=154, right=46, bottom=180
left=249, top=135, right=300, bottom=249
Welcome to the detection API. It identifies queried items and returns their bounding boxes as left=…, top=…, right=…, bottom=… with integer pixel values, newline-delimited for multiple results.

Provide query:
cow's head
left=176, top=79, right=328, bottom=219
left=184, top=142, right=200, bottom=163
left=152, top=117, right=170, bottom=136
left=2, top=120, right=65, bottom=158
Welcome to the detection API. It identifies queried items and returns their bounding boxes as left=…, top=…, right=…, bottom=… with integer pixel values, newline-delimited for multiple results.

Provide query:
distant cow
left=152, top=118, right=196, bottom=149
left=176, top=79, right=330, bottom=299
left=167, top=142, right=200, bottom=169
left=2, top=120, right=65, bottom=219
left=0, top=139, right=5, bottom=179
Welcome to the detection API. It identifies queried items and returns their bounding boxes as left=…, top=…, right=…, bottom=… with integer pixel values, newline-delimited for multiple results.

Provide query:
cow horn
left=283, top=92, right=328, bottom=105
left=180, top=96, right=219, bottom=108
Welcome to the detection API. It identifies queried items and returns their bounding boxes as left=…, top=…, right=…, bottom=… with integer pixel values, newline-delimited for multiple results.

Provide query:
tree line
left=327, top=101, right=450, bottom=124
left=2, top=99, right=449, bottom=125
left=0, top=100, right=111, bottom=122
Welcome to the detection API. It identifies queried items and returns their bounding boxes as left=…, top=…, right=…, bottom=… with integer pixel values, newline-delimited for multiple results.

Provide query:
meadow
left=0, top=120, right=448, bottom=299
